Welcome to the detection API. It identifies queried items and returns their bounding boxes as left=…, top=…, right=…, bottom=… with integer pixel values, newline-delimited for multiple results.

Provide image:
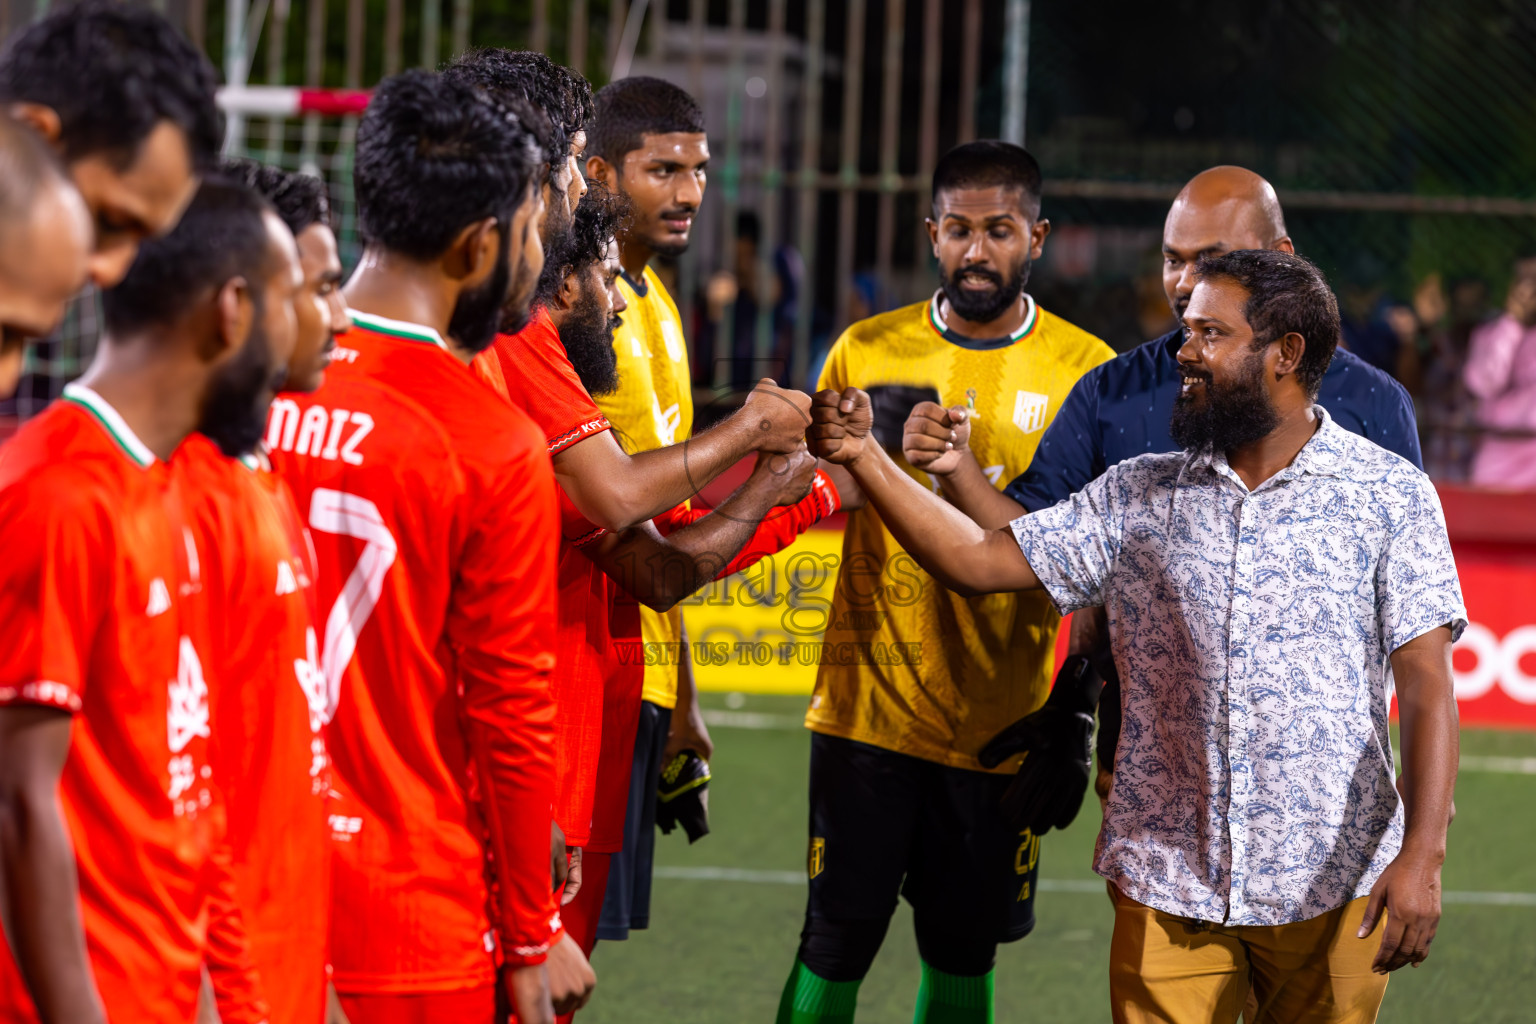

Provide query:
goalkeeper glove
left=657, top=750, right=711, bottom=843
left=977, top=654, right=1103, bottom=834
left=865, top=385, right=941, bottom=451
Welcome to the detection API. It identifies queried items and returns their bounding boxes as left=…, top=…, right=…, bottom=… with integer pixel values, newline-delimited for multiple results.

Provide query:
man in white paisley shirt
left=807, top=248, right=1464, bottom=1024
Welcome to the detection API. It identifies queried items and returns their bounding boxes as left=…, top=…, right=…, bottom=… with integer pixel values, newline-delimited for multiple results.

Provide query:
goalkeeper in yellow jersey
left=777, top=141, right=1115, bottom=1024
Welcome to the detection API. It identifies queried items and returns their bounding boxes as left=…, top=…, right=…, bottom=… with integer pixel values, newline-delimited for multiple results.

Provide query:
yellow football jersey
left=809, top=292, right=1114, bottom=770
left=596, top=265, right=695, bottom=709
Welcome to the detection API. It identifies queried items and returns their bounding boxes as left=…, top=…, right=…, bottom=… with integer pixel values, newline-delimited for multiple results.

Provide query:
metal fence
left=5, top=0, right=1536, bottom=483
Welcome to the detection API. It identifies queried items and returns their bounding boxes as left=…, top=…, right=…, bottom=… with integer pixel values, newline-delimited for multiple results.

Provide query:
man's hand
left=550, top=820, right=569, bottom=893
left=561, top=846, right=583, bottom=906
left=501, top=963, right=554, bottom=1024
left=749, top=444, right=817, bottom=508
left=808, top=388, right=873, bottom=466
left=1358, top=848, right=1443, bottom=973
left=903, top=403, right=971, bottom=476
left=977, top=656, right=1102, bottom=834
left=544, top=931, right=597, bottom=1015
left=740, top=380, right=813, bottom=454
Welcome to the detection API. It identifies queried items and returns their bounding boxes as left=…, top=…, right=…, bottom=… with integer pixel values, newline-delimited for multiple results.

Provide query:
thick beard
left=201, top=312, right=285, bottom=458
left=1169, top=345, right=1280, bottom=453
left=450, top=241, right=512, bottom=354
left=940, top=256, right=1030, bottom=325
left=558, top=287, right=621, bottom=397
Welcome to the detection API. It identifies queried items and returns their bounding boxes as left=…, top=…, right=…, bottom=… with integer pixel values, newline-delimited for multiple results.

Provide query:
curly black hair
left=444, top=48, right=594, bottom=171
left=536, top=179, right=629, bottom=304
left=1194, top=249, right=1341, bottom=398
left=220, top=159, right=333, bottom=238
left=354, top=70, right=546, bottom=263
left=0, top=0, right=222, bottom=169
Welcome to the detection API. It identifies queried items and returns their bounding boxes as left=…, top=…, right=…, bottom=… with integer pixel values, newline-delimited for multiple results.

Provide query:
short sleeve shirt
left=1006, top=330, right=1424, bottom=512
left=0, top=385, right=217, bottom=1023
left=1010, top=408, right=1466, bottom=925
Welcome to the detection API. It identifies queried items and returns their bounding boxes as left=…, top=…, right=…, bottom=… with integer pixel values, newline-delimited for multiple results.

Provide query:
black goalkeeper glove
left=866, top=385, right=941, bottom=451
left=977, top=654, right=1104, bottom=834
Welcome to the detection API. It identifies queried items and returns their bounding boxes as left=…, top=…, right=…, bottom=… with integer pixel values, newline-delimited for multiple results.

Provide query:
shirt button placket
left=1227, top=494, right=1257, bottom=922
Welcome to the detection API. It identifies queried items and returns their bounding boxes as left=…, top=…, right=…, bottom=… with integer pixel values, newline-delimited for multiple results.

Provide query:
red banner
left=1447, top=541, right=1536, bottom=728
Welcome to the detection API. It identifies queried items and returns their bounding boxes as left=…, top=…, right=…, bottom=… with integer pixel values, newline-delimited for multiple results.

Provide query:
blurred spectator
left=1402, top=273, right=1488, bottom=481
left=1465, top=256, right=1536, bottom=489
left=698, top=211, right=803, bottom=391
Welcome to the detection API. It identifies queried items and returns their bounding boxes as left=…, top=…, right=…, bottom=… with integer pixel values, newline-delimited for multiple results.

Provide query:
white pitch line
left=651, top=866, right=1536, bottom=906
left=705, top=711, right=1536, bottom=779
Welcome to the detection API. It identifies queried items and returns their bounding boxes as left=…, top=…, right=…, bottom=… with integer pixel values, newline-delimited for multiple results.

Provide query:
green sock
left=912, top=962, right=994, bottom=1024
left=775, top=959, right=862, bottom=1024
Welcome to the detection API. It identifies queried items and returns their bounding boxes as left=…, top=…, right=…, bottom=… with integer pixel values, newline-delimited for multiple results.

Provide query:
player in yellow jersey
left=777, top=142, right=1115, bottom=1024
left=582, top=76, right=718, bottom=949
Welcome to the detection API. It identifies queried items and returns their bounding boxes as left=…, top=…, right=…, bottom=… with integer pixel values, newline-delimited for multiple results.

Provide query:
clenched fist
left=903, top=402, right=971, bottom=476
left=740, top=379, right=814, bottom=454
left=807, top=388, right=873, bottom=466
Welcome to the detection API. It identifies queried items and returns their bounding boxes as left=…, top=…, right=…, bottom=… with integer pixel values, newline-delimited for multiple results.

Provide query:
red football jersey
left=0, top=385, right=217, bottom=1024
left=473, top=312, right=633, bottom=849
left=267, top=311, right=559, bottom=994
left=175, top=433, right=329, bottom=1024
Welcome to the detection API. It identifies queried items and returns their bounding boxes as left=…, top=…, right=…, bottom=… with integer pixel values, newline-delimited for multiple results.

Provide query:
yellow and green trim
left=927, top=289, right=1039, bottom=351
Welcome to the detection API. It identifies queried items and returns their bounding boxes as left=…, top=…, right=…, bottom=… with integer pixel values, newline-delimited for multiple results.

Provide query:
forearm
left=937, top=454, right=1026, bottom=530
left=0, top=787, right=104, bottom=1022
left=626, top=483, right=779, bottom=610
left=461, top=665, right=559, bottom=966
left=1396, top=675, right=1458, bottom=858
left=617, top=419, right=758, bottom=527
left=847, top=444, right=1039, bottom=597
left=203, top=844, right=270, bottom=1024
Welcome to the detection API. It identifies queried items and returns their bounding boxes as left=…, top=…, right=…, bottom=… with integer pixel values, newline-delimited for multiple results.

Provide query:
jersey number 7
left=307, top=487, right=398, bottom=724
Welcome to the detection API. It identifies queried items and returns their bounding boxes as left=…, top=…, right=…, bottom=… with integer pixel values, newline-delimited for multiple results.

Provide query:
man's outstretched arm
left=584, top=447, right=820, bottom=611
left=902, top=403, right=1028, bottom=530
left=555, top=381, right=813, bottom=534
left=808, top=387, right=1040, bottom=598
left=0, top=707, right=106, bottom=1024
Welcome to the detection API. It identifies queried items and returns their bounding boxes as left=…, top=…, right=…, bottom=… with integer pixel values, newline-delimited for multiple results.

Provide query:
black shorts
left=805, top=732, right=1040, bottom=946
left=596, top=699, right=672, bottom=941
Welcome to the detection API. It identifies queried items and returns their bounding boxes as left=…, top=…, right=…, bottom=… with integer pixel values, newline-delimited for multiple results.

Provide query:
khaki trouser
left=1109, top=886, right=1389, bottom=1024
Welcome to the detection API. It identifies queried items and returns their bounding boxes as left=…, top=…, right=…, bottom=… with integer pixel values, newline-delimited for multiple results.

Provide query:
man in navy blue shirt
left=902, top=165, right=1421, bottom=812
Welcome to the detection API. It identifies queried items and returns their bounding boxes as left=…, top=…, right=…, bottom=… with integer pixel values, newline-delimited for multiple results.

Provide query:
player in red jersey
left=264, top=71, right=568, bottom=1024
left=469, top=183, right=852, bottom=996
left=0, top=180, right=302, bottom=1024
left=184, top=160, right=351, bottom=1024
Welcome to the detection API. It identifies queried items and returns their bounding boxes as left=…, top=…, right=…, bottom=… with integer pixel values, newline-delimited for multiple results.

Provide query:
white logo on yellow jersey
left=652, top=398, right=682, bottom=447
left=1012, top=391, right=1050, bottom=434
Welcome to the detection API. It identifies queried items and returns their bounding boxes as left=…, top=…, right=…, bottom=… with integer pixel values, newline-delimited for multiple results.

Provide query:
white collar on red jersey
left=61, top=383, right=157, bottom=469
left=348, top=309, right=448, bottom=351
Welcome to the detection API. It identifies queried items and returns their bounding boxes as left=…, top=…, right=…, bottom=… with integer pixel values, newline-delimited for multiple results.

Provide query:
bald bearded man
left=902, top=165, right=1420, bottom=809
left=0, top=114, right=90, bottom=397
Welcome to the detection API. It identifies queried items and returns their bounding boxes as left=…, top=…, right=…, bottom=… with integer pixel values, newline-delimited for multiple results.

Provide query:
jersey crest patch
left=1012, top=390, right=1050, bottom=434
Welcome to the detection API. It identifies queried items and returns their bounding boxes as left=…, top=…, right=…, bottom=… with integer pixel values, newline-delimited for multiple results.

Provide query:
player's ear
left=1273, top=330, right=1306, bottom=379
left=926, top=216, right=939, bottom=257
left=7, top=103, right=62, bottom=148
left=585, top=153, right=619, bottom=192
left=1275, top=236, right=1296, bottom=255
left=212, top=275, right=255, bottom=364
left=1030, top=218, right=1051, bottom=261
left=446, top=216, right=500, bottom=288
left=554, top=269, right=580, bottom=311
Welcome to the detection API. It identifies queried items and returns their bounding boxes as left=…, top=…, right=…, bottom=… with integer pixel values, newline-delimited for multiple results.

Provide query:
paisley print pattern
left=1010, top=407, right=1466, bottom=925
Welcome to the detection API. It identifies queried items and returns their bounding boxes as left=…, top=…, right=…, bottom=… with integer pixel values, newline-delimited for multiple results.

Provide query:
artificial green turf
left=582, top=694, right=1536, bottom=1023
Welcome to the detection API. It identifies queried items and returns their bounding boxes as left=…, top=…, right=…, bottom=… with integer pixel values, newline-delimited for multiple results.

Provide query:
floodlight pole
left=1000, top=0, right=1030, bottom=146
